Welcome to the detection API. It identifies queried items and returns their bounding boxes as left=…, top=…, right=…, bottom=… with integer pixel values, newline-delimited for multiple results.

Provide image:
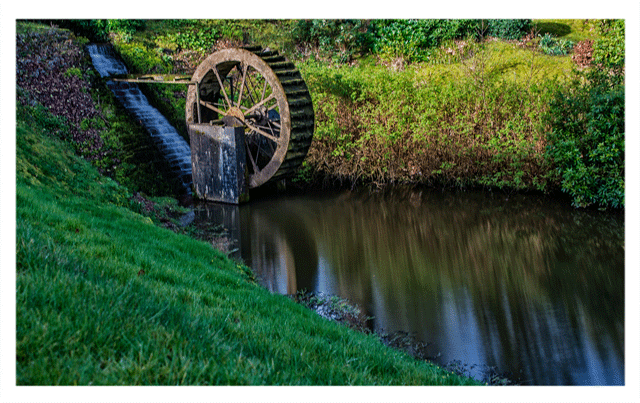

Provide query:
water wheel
left=185, top=46, right=314, bottom=188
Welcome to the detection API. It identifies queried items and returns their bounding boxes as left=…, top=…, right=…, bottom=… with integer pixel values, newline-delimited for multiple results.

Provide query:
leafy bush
left=545, top=74, right=624, bottom=208
left=105, top=19, right=146, bottom=35
left=592, top=19, right=624, bottom=75
left=544, top=18, right=624, bottom=209
left=60, top=19, right=145, bottom=42
left=486, top=19, right=532, bottom=40
left=115, top=42, right=172, bottom=74
left=166, top=28, right=220, bottom=53
left=539, top=33, right=574, bottom=56
left=370, top=19, right=479, bottom=62
left=298, top=19, right=532, bottom=63
left=294, top=20, right=373, bottom=62
left=300, top=43, right=557, bottom=189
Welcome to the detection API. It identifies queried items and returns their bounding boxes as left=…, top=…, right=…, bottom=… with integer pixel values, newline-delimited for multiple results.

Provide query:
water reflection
left=193, top=187, right=624, bottom=385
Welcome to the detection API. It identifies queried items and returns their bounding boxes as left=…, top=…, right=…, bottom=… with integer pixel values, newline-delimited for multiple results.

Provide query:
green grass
left=15, top=104, right=480, bottom=385
left=533, top=19, right=600, bottom=42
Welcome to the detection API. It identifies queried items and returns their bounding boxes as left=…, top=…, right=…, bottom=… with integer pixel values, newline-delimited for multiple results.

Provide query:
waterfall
left=86, top=44, right=192, bottom=192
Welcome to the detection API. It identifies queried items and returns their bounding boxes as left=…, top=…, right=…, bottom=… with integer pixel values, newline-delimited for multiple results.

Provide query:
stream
left=86, top=44, right=193, bottom=192
left=86, top=44, right=624, bottom=386
left=192, top=187, right=624, bottom=386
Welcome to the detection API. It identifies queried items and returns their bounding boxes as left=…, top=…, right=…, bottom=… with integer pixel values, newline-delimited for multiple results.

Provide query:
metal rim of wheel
left=185, top=46, right=314, bottom=188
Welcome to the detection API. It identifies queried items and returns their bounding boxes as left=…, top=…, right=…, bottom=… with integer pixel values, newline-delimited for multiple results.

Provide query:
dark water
left=193, top=187, right=624, bottom=385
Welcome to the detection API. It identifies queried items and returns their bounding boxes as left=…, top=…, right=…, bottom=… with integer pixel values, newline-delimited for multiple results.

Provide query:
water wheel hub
left=226, top=106, right=245, bottom=122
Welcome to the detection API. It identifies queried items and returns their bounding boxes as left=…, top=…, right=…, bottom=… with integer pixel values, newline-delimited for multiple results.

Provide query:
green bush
left=539, top=33, right=574, bottom=56
left=545, top=74, right=624, bottom=208
left=593, top=19, right=624, bottom=75
left=486, top=19, right=532, bottom=40
left=60, top=19, right=145, bottom=42
left=300, top=47, right=555, bottom=188
left=370, top=19, right=478, bottom=62
left=545, top=19, right=624, bottom=208
left=166, top=28, right=220, bottom=53
left=294, top=20, right=373, bottom=62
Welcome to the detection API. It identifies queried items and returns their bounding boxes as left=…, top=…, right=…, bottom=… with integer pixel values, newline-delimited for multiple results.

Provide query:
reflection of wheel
left=185, top=46, right=314, bottom=188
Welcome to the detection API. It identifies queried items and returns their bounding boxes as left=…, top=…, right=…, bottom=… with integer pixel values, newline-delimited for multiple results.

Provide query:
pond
left=193, top=186, right=624, bottom=386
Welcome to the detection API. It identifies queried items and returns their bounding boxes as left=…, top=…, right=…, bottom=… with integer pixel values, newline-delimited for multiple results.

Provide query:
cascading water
left=86, top=44, right=192, bottom=192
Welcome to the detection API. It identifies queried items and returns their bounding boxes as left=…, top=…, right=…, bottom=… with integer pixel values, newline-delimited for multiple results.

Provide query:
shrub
left=60, top=19, right=145, bottom=42
left=545, top=73, right=624, bottom=208
left=294, top=19, right=373, bottom=62
left=486, top=19, right=532, bottom=40
left=538, top=33, right=574, bottom=56
left=592, top=19, right=624, bottom=75
left=300, top=46, right=555, bottom=189
left=166, top=28, right=220, bottom=53
left=370, top=19, right=479, bottom=62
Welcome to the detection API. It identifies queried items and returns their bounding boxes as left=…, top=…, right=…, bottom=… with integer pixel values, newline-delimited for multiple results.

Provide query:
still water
left=193, top=187, right=624, bottom=385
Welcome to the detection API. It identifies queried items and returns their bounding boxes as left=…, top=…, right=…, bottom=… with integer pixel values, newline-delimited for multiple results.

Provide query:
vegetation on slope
left=62, top=18, right=624, bottom=208
left=15, top=22, right=480, bottom=386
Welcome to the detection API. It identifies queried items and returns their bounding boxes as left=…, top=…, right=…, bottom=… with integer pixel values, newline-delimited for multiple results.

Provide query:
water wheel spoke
left=261, top=78, right=268, bottom=102
left=244, top=93, right=276, bottom=116
left=200, top=100, right=226, bottom=116
left=236, top=63, right=248, bottom=107
left=244, top=69, right=260, bottom=106
left=245, top=141, right=260, bottom=173
left=253, top=122, right=279, bottom=138
left=213, top=67, right=232, bottom=109
left=246, top=122, right=281, bottom=145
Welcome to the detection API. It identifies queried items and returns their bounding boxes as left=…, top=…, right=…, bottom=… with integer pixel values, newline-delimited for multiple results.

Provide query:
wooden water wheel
left=185, top=46, right=314, bottom=188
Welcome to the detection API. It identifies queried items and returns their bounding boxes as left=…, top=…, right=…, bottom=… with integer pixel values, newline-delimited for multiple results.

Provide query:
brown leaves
left=16, top=28, right=109, bottom=164
left=571, top=39, right=594, bottom=69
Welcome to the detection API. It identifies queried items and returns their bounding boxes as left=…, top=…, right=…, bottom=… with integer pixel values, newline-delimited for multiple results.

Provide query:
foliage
left=544, top=19, right=624, bottom=209
left=485, top=19, right=532, bottom=40
left=545, top=72, right=624, bottom=208
left=294, top=19, right=532, bottom=63
left=299, top=41, right=566, bottom=190
left=538, top=33, right=574, bottom=56
left=58, top=19, right=145, bottom=42
left=369, top=19, right=488, bottom=63
left=163, top=28, right=220, bottom=54
left=592, top=19, right=624, bottom=75
left=114, top=41, right=172, bottom=74
left=294, top=19, right=374, bottom=63
left=371, top=20, right=449, bottom=62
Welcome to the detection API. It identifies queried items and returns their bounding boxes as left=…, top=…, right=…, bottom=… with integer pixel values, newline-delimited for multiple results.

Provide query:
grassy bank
left=15, top=23, right=481, bottom=386
left=15, top=106, right=479, bottom=386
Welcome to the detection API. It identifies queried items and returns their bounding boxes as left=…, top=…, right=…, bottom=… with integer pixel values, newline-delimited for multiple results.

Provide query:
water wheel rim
left=186, top=48, right=291, bottom=188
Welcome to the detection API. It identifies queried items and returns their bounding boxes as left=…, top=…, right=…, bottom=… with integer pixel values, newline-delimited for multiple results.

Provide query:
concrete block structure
left=188, top=125, right=249, bottom=204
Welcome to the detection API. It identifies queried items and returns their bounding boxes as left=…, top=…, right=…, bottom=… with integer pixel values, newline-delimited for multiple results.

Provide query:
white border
left=3, top=2, right=638, bottom=402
